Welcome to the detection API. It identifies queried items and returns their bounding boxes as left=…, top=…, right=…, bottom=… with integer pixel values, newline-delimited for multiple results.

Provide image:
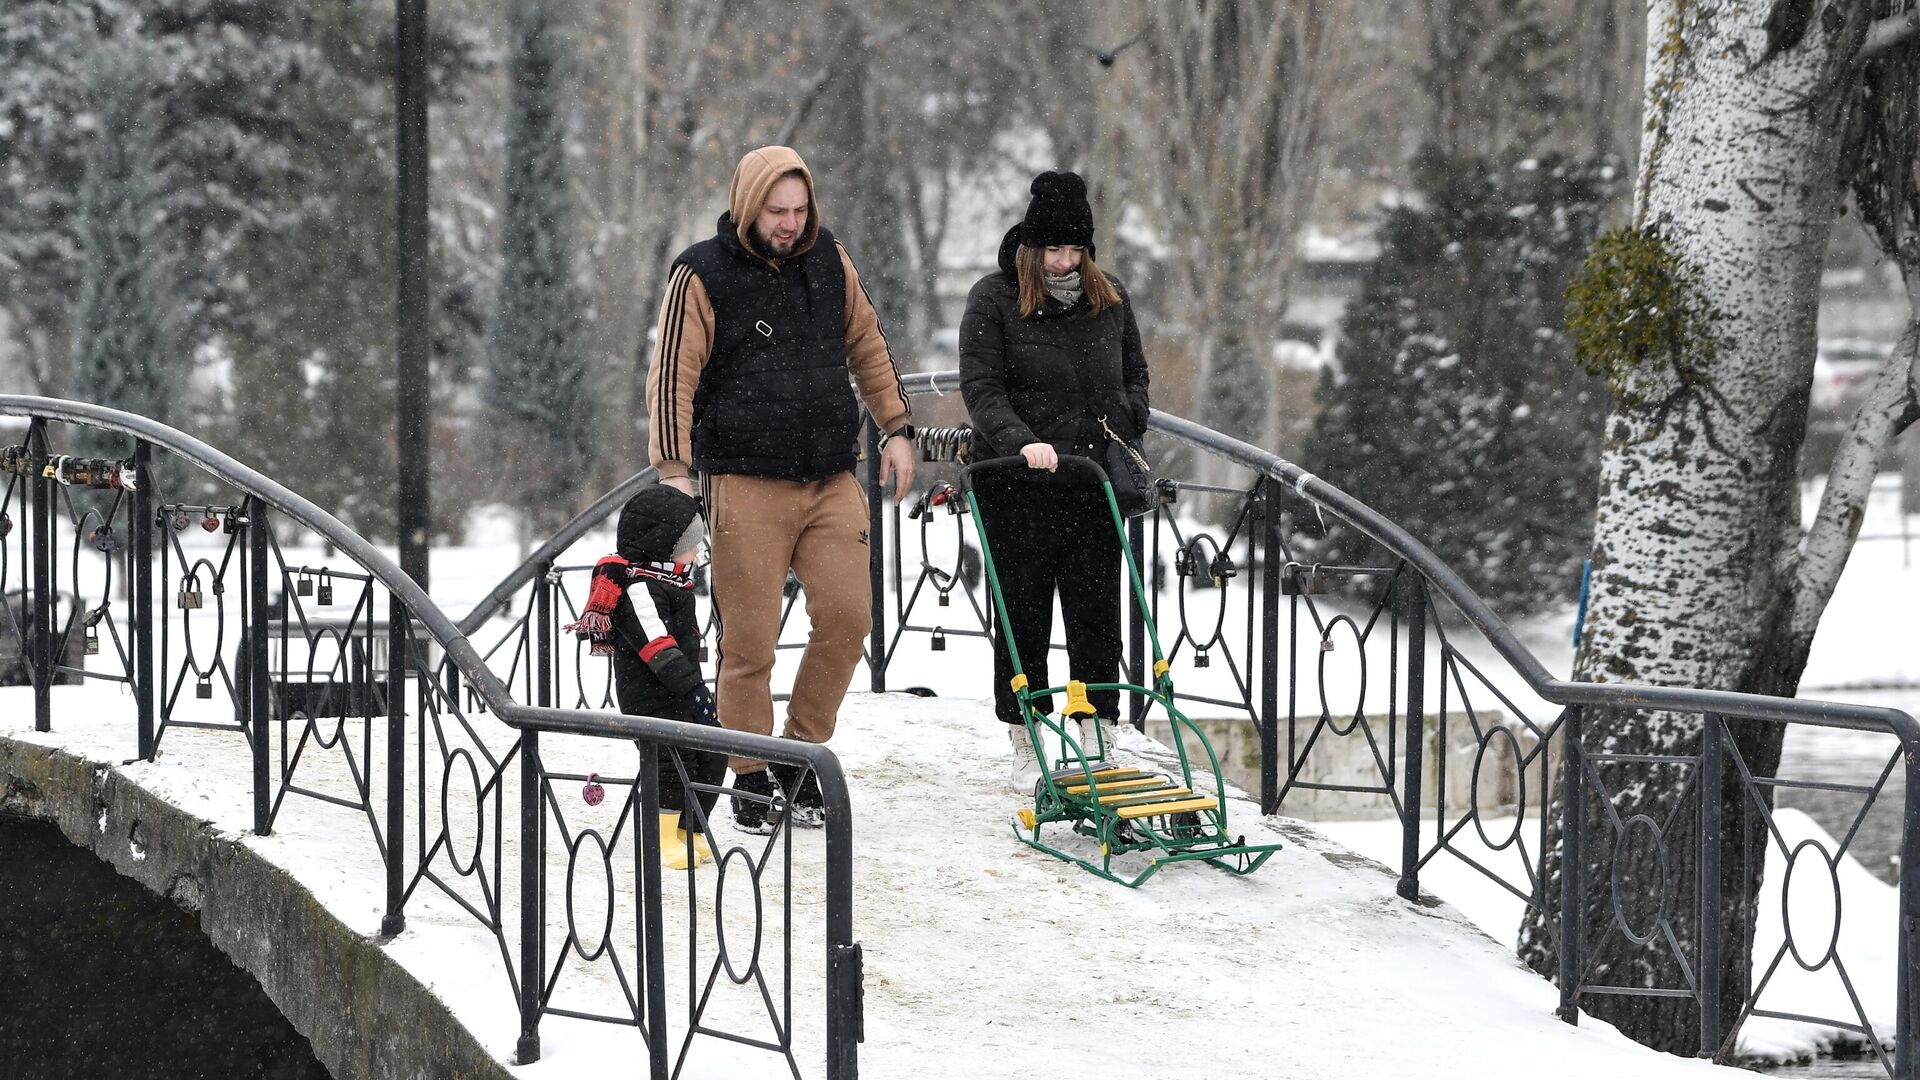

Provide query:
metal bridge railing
left=0, top=395, right=861, bottom=1080
left=903, top=371, right=1920, bottom=1074
left=341, top=367, right=1920, bottom=1075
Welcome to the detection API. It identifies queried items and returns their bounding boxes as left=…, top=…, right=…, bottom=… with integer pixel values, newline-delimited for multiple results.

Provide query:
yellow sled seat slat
left=1063, top=777, right=1166, bottom=796
left=1097, top=787, right=1190, bottom=806
left=1048, top=767, right=1143, bottom=785
left=1115, top=795, right=1220, bottom=820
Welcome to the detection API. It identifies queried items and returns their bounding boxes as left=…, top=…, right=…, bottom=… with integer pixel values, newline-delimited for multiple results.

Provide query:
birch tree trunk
left=1518, top=0, right=1862, bottom=1054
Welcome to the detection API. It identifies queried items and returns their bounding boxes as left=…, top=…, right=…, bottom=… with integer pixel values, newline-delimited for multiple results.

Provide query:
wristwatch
left=883, top=423, right=916, bottom=446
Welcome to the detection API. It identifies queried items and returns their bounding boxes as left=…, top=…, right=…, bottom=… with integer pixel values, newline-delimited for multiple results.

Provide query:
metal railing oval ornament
left=1469, top=726, right=1527, bottom=852
left=917, top=506, right=966, bottom=606
left=1610, top=814, right=1670, bottom=947
left=441, top=746, right=484, bottom=877
left=178, top=562, right=223, bottom=685
left=1316, top=615, right=1368, bottom=737
left=714, top=845, right=764, bottom=986
left=1172, top=533, right=1231, bottom=661
left=565, top=829, right=617, bottom=963
left=1782, top=838, right=1844, bottom=972
left=304, top=627, right=352, bottom=751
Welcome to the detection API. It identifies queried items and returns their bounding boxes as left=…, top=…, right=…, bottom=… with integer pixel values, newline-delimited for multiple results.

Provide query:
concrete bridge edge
left=0, top=733, right=516, bottom=1080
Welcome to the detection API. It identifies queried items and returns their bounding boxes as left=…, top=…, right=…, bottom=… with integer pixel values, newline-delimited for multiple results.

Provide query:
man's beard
left=755, top=225, right=800, bottom=256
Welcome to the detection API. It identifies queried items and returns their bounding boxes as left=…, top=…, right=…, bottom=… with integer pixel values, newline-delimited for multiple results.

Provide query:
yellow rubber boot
left=660, top=812, right=714, bottom=870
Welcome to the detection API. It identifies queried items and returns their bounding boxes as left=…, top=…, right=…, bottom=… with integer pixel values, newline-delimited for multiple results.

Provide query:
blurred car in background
left=1812, top=338, right=1893, bottom=411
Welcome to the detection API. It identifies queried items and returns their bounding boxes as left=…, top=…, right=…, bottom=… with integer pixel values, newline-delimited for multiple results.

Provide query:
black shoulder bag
left=1097, top=414, right=1169, bottom=519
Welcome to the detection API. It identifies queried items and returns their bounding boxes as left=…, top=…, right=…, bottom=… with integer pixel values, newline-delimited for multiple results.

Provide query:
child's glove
left=684, top=683, right=719, bottom=727
left=641, top=638, right=703, bottom=700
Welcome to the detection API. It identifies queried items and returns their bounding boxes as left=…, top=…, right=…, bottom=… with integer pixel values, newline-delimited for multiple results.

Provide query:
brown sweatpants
left=704, top=471, right=872, bottom=774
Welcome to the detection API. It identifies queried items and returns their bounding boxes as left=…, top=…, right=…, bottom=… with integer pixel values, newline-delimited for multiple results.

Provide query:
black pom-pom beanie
left=1018, top=170, right=1095, bottom=251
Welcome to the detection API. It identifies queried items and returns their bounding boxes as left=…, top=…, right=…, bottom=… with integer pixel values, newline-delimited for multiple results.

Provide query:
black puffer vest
left=675, top=216, right=856, bottom=481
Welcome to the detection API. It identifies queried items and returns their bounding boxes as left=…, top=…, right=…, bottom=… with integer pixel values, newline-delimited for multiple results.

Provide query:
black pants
left=974, top=478, right=1124, bottom=726
left=653, top=740, right=724, bottom=833
left=615, top=690, right=725, bottom=833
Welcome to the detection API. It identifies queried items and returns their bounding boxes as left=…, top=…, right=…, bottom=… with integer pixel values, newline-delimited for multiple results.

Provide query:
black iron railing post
left=637, top=742, right=669, bottom=1080
left=29, top=420, right=50, bottom=732
left=1398, top=576, right=1427, bottom=901
left=1258, top=479, right=1281, bottom=813
left=865, top=420, right=885, bottom=693
left=382, top=586, right=408, bottom=937
left=517, top=724, right=542, bottom=1065
left=517, top=562, right=553, bottom=1064
left=133, top=440, right=155, bottom=759
left=1697, top=714, right=1724, bottom=1058
left=537, top=564, right=553, bottom=710
left=1558, top=704, right=1586, bottom=1024
left=247, top=496, right=271, bottom=835
left=1898, top=749, right=1920, bottom=1079
left=1128, top=514, right=1147, bottom=731
left=824, top=759, right=861, bottom=1079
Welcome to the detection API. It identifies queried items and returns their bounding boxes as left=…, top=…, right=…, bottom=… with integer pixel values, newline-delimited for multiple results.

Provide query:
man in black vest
left=645, top=145, right=914, bottom=834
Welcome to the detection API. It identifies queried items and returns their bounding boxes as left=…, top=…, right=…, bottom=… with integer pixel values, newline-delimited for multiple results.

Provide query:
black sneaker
left=769, top=763, right=825, bottom=829
left=730, top=769, right=780, bottom=835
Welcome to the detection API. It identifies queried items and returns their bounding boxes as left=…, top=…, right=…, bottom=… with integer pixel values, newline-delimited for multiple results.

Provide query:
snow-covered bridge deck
left=2, top=682, right=1738, bottom=1080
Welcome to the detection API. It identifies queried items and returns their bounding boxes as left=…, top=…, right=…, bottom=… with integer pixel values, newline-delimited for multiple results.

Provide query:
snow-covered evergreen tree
left=1300, top=150, right=1614, bottom=615
left=1, top=1, right=315, bottom=395
left=484, top=0, right=591, bottom=527
left=67, top=39, right=178, bottom=447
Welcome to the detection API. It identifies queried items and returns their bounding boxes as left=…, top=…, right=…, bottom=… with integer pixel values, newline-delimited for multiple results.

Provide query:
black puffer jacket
left=958, top=226, right=1149, bottom=467
left=605, top=487, right=705, bottom=720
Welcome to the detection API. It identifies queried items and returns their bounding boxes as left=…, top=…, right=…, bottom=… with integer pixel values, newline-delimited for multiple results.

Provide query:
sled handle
left=961, top=453, right=1109, bottom=487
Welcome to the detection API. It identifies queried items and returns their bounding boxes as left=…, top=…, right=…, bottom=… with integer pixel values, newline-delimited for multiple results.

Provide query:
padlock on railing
left=1208, top=552, right=1236, bottom=588
left=89, top=525, right=115, bottom=554
left=583, top=774, right=605, bottom=807
left=178, top=572, right=204, bottom=610
left=931, top=627, right=947, bottom=652
left=82, top=608, right=102, bottom=655
left=316, top=569, right=333, bottom=606
left=296, top=569, right=314, bottom=597
left=195, top=677, right=213, bottom=699
left=1194, top=647, right=1211, bottom=669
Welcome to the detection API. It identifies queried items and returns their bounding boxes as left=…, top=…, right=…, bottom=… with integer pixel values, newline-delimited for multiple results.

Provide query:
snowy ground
left=3, top=681, right=1747, bottom=1080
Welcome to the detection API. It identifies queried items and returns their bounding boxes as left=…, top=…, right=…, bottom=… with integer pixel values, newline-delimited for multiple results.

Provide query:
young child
left=564, top=484, right=723, bottom=870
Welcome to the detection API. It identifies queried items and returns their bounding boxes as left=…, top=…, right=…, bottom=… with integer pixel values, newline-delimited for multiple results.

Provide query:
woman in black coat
left=959, top=170, right=1150, bottom=793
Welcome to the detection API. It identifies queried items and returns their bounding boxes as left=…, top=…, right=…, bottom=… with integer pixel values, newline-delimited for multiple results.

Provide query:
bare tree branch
left=1790, top=314, right=1920, bottom=638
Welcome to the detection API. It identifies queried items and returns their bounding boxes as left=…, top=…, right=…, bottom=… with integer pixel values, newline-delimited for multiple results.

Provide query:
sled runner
left=963, top=455, right=1282, bottom=887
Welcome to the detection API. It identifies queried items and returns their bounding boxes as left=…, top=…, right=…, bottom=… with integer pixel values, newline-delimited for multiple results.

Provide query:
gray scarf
left=1044, top=270, right=1083, bottom=308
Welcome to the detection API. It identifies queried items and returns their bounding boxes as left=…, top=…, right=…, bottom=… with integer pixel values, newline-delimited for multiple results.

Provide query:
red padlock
left=582, top=774, right=605, bottom=806
left=201, top=513, right=220, bottom=533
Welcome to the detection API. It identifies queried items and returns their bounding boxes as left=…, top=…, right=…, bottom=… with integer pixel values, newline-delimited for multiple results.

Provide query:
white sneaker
left=1077, top=717, right=1120, bottom=763
left=1008, top=725, right=1043, bottom=795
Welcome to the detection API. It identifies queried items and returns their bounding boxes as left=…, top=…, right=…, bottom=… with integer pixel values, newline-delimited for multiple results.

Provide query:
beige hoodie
left=645, top=145, right=909, bottom=479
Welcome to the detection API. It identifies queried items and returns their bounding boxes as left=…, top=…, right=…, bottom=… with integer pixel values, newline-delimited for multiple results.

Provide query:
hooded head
left=726, top=145, right=821, bottom=262
left=616, top=485, right=705, bottom=566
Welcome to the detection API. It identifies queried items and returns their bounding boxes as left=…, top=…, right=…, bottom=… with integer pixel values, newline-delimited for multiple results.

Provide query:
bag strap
left=1098, top=414, right=1152, bottom=472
